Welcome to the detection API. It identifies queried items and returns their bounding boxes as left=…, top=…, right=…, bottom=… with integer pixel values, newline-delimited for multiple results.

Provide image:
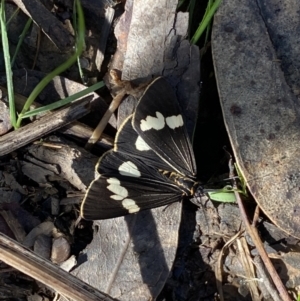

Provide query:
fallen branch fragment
left=0, top=96, right=93, bottom=156
left=0, top=233, right=117, bottom=301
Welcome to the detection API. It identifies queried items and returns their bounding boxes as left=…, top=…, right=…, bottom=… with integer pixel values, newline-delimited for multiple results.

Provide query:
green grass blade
left=188, top=0, right=196, bottom=38
left=11, top=17, right=32, bottom=67
left=16, top=0, right=85, bottom=128
left=234, top=163, right=248, bottom=196
left=21, top=81, right=104, bottom=119
left=73, top=0, right=85, bottom=84
left=0, top=0, right=16, bottom=128
left=177, top=0, right=186, bottom=9
left=190, top=0, right=222, bottom=44
left=6, top=6, right=19, bottom=25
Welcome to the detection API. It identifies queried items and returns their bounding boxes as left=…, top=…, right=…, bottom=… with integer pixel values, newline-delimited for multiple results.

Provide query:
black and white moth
left=81, top=77, right=202, bottom=220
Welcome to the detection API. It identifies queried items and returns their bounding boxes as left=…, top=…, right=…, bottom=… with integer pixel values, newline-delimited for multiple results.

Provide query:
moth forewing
left=132, top=77, right=197, bottom=178
left=115, top=115, right=177, bottom=172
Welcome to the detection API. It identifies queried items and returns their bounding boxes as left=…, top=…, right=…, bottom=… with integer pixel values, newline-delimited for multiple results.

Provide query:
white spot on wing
left=106, top=178, right=140, bottom=213
left=140, top=112, right=165, bottom=131
left=135, top=136, right=151, bottom=151
left=166, top=114, right=184, bottom=129
left=107, top=177, right=128, bottom=200
left=122, top=199, right=140, bottom=213
left=119, top=161, right=141, bottom=177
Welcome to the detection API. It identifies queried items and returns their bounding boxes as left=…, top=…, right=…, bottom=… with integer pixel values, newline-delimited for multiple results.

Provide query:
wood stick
left=0, top=233, right=117, bottom=301
left=0, top=96, right=93, bottom=156
left=85, top=90, right=126, bottom=149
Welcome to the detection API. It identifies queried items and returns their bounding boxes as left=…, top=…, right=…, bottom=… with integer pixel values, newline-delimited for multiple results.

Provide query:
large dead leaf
left=212, top=0, right=300, bottom=238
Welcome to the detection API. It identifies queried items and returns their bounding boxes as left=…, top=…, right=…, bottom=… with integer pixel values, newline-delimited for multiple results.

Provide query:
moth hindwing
left=81, top=77, right=199, bottom=220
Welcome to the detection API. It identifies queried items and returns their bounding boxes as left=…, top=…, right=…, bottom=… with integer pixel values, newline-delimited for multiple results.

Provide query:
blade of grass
left=6, top=6, right=19, bottom=26
left=16, top=0, right=85, bottom=128
left=21, top=81, right=104, bottom=119
left=177, top=0, right=187, bottom=9
left=0, top=0, right=16, bottom=128
left=188, top=0, right=196, bottom=38
left=11, top=18, right=32, bottom=67
left=203, top=0, right=214, bottom=46
left=190, top=0, right=222, bottom=44
left=73, top=0, right=86, bottom=84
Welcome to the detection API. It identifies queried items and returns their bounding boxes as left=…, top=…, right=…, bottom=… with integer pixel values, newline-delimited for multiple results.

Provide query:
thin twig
left=230, top=159, right=291, bottom=301
left=236, top=237, right=260, bottom=300
left=85, top=89, right=126, bottom=149
left=215, top=231, right=242, bottom=301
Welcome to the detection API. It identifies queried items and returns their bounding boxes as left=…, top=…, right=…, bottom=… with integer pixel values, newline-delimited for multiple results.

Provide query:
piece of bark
left=23, top=221, right=55, bottom=248
left=0, top=100, right=11, bottom=135
left=33, top=234, right=52, bottom=260
left=0, top=210, right=26, bottom=243
left=21, top=160, right=56, bottom=184
left=51, top=237, right=70, bottom=264
left=59, top=255, right=77, bottom=272
left=10, top=0, right=115, bottom=73
left=3, top=171, right=27, bottom=195
left=24, top=136, right=98, bottom=191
